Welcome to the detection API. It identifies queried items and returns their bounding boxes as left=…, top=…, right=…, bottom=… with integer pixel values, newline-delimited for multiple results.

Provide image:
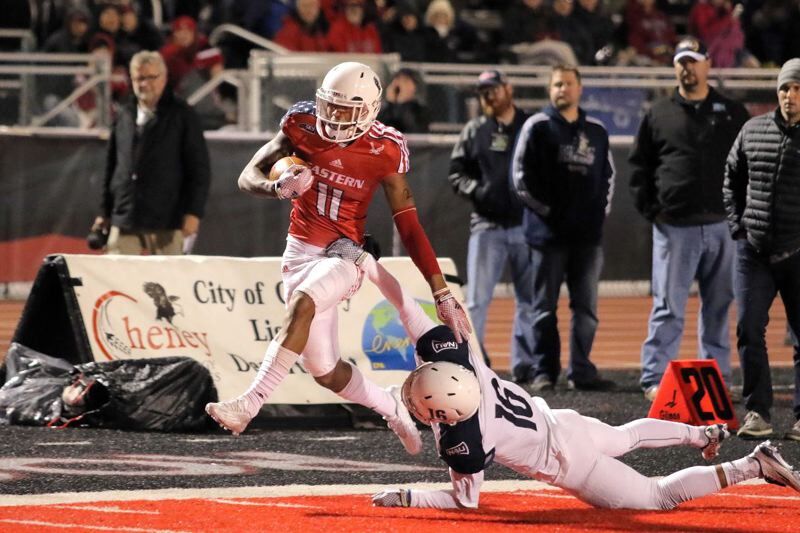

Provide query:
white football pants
left=551, top=410, right=722, bottom=509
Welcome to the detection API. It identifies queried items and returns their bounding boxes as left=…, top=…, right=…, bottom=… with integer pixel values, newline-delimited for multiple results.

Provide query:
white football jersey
left=408, top=325, right=561, bottom=509
left=431, top=343, right=555, bottom=476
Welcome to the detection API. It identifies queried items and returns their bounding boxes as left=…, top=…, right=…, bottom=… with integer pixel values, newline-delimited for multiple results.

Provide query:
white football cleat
left=701, top=423, right=729, bottom=461
left=750, top=440, right=800, bottom=492
left=384, top=385, right=423, bottom=455
left=205, top=398, right=253, bottom=436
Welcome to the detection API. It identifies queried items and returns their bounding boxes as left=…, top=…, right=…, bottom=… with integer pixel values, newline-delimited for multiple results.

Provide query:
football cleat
left=205, top=398, right=254, bottom=436
left=701, top=423, right=729, bottom=461
left=750, top=441, right=800, bottom=492
left=384, top=385, right=423, bottom=455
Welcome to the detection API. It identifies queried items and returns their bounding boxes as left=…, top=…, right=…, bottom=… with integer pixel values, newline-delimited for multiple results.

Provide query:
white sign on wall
left=63, top=254, right=470, bottom=404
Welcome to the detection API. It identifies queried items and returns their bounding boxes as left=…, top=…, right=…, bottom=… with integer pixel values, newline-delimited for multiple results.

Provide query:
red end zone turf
left=0, top=484, right=797, bottom=532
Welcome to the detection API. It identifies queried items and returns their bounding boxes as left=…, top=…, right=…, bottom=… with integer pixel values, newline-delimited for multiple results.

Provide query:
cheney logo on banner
left=63, top=255, right=471, bottom=404
left=91, top=282, right=211, bottom=361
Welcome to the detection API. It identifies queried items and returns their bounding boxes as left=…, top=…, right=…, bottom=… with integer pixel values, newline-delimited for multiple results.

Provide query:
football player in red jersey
left=205, top=62, right=471, bottom=453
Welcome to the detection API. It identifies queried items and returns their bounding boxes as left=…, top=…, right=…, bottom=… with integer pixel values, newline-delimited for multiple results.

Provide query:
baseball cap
left=673, top=37, right=708, bottom=63
left=476, top=70, right=508, bottom=89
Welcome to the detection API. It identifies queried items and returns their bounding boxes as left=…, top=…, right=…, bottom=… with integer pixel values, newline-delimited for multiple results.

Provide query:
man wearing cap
left=724, top=58, right=800, bottom=440
left=629, top=37, right=749, bottom=401
left=511, top=65, right=615, bottom=392
left=448, top=70, right=534, bottom=381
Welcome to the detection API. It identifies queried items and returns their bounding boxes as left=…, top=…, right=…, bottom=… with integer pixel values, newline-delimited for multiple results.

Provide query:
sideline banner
left=23, top=254, right=469, bottom=405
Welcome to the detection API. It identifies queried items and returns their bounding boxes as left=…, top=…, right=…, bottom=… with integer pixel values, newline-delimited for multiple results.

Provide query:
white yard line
left=0, top=480, right=555, bottom=507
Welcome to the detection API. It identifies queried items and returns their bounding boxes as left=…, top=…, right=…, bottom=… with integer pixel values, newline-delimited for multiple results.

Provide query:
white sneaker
left=205, top=398, right=253, bottom=436
left=701, top=423, right=729, bottom=461
left=384, top=386, right=422, bottom=455
left=750, top=440, right=800, bottom=492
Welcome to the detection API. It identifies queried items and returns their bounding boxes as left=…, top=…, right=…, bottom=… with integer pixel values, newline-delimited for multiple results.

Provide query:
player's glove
left=274, top=164, right=313, bottom=200
left=371, top=488, right=411, bottom=508
left=325, top=237, right=370, bottom=267
left=433, top=288, right=472, bottom=344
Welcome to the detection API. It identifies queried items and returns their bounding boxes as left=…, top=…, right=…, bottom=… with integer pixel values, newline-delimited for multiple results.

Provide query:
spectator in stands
left=377, top=68, right=430, bottom=133
left=90, top=51, right=210, bottom=255
left=93, top=3, right=128, bottom=65
left=572, top=0, right=616, bottom=64
left=723, top=58, right=800, bottom=441
left=379, top=1, right=426, bottom=61
left=511, top=65, right=616, bottom=392
left=448, top=70, right=534, bottom=383
left=120, top=4, right=164, bottom=56
left=42, top=6, right=92, bottom=53
left=58, top=32, right=130, bottom=128
left=503, top=0, right=556, bottom=46
left=231, top=0, right=292, bottom=39
left=551, top=0, right=596, bottom=65
left=688, top=0, right=756, bottom=68
left=160, top=16, right=224, bottom=97
left=623, top=0, right=677, bottom=65
left=502, top=0, right=580, bottom=65
left=274, top=0, right=331, bottom=52
left=327, top=0, right=383, bottom=53
left=422, top=0, right=480, bottom=63
left=746, top=0, right=791, bottom=66
left=629, top=38, right=750, bottom=401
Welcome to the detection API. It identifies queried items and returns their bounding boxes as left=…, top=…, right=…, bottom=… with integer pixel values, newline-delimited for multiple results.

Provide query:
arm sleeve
left=393, top=207, right=442, bottom=280
left=511, top=116, right=551, bottom=217
left=628, top=113, right=660, bottom=221
left=448, top=121, right=480, bottom=198
left=181, top=107, right=211, bottom=218
left=408, top=469, right=484, bottom=509
left=723, top=128, right=748, bottom=236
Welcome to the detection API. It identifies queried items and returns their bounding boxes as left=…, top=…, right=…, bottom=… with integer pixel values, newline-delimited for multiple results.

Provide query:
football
left=268, top=155, right=309, bottom=181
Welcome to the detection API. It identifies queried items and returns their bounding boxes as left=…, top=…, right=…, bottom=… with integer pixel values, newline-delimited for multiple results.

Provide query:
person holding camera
left=88, top=50, right=210, bottom=255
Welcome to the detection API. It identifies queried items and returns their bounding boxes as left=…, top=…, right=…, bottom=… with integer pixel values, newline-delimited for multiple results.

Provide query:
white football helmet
left=315, top=62, right=382, bottom=143
left=401, top=361, right=481, bottom=426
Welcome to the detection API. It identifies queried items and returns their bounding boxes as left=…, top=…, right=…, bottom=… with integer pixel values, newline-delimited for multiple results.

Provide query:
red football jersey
left=280, top=101, right=410, bottom=247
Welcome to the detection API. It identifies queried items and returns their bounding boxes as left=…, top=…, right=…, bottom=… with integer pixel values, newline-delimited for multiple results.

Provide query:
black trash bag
left=0, top=343, right=217, bottom=432
left=0, top=343, right=73, bottom=426
left=70, top=356, right=218, bottom=432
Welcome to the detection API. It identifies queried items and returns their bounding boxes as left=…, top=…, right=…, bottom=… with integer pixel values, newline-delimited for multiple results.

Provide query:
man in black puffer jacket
left=724, top=58, right=800, bottom=441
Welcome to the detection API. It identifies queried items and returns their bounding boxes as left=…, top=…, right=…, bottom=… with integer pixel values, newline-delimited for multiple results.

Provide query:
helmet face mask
left=315, top=62, right=382, bottom=143
left=401, top=361, right=481, bottom=426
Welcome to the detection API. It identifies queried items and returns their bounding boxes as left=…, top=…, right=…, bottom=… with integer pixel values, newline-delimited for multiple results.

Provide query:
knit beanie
left=777, top=58, right=800, bottom=90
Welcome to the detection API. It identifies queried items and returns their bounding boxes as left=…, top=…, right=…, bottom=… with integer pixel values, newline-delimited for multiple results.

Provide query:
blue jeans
left=640, top=222, right=734, bottom=388
left=734, top=240, right=800, bottom=420
left=529, top=243, right=602, bottom=382
left=467, top=225, right=534, bottom=380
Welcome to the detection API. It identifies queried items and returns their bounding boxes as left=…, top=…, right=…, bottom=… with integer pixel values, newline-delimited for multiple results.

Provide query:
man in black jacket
left=448, top=70, right=534, bottom=383
left=724, top=58, right=800, bottom=441
left=629, top=37, right=749, bottom=401
left=511, top=65, right=615, bottom=391
left=90, top=50, right=210, bottom=255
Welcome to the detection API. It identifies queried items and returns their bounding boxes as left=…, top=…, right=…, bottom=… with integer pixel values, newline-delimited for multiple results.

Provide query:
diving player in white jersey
left=323, top=238, right=800, bottom=511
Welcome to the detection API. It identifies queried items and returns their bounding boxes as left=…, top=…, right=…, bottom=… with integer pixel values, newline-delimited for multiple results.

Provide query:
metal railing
left=0, top=29, right=36, bottom=52
left=0, top=53, right=111, bottom=127
left=208, top=24, right=289, bottom=55
left=0, top=42, right=784, bottom=133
